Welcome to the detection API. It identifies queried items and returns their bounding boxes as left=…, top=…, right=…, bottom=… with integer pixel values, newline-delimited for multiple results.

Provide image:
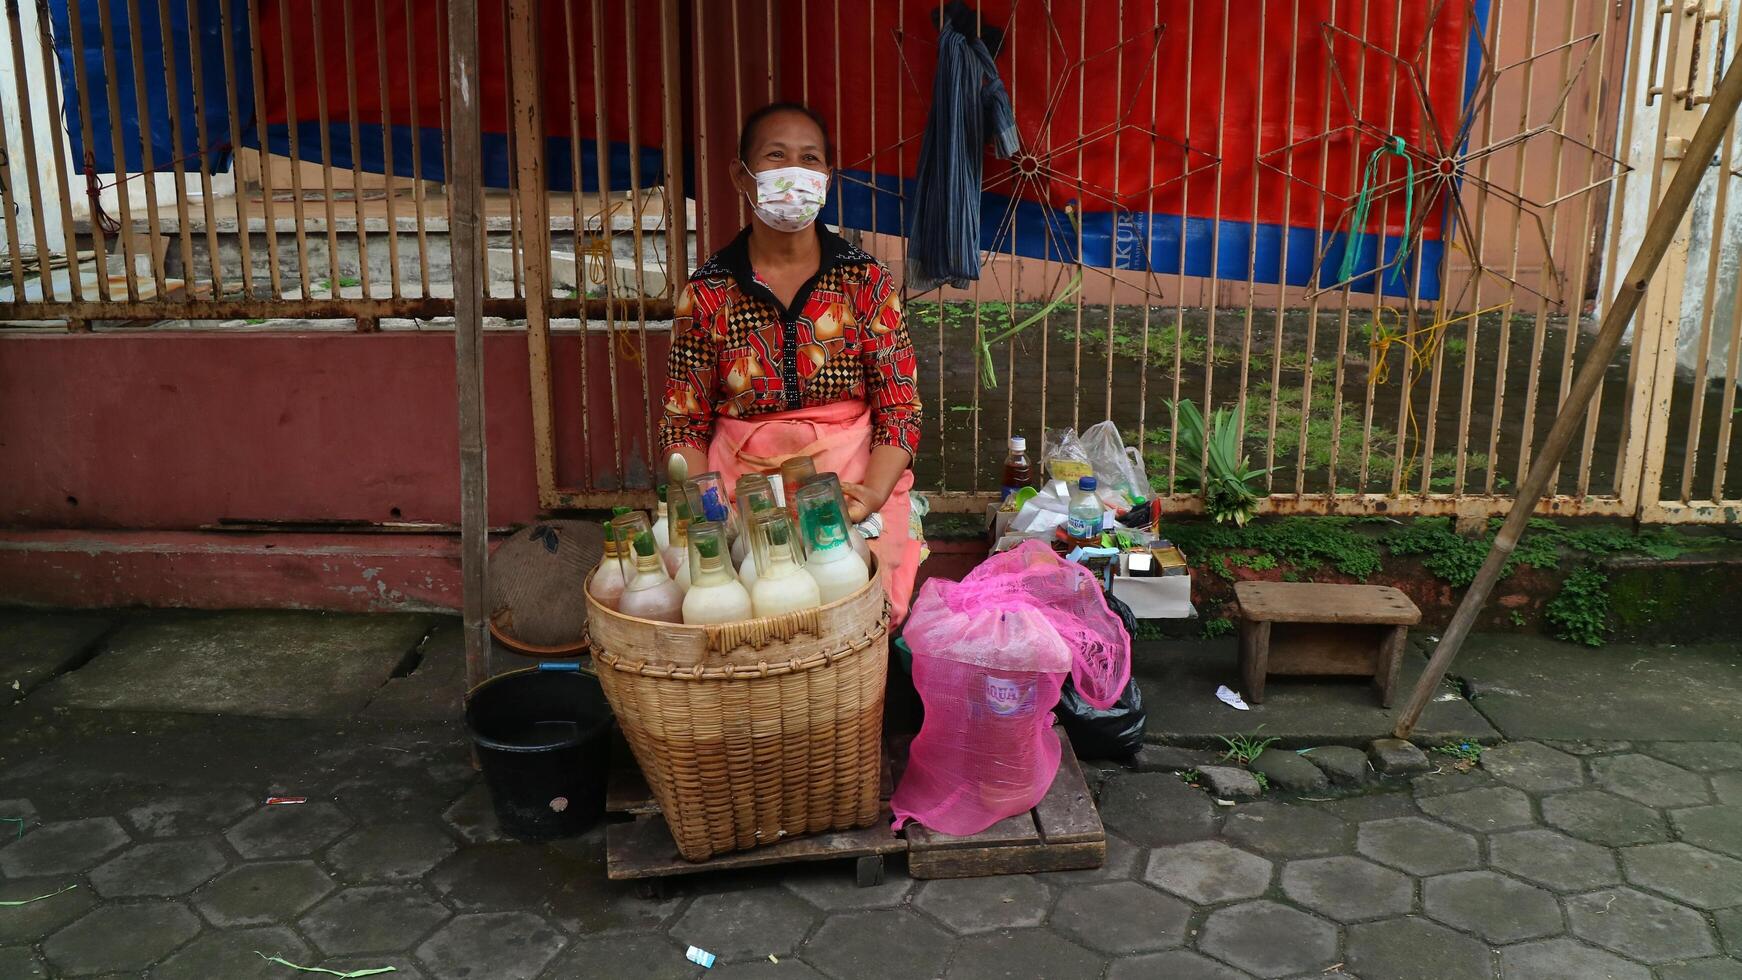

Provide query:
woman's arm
left=843, top=444, right=911, bottom=523
left=849, top=265, right=921, bottom=523
left=657, top=284, right=717, bottom=476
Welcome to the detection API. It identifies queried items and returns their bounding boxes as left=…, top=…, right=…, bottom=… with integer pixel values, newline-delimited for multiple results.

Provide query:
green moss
left=1201, top=616, right=1236, bottom=639
left=1162, top=516, right=1384, bottom=581
left=1545, top=565, right=1611, bottom=647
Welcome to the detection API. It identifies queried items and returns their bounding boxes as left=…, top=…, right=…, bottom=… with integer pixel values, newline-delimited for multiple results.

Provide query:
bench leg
left=1239, top=621, right=1270, bottom=705
left=1376, top=625, right=1407, bottom=707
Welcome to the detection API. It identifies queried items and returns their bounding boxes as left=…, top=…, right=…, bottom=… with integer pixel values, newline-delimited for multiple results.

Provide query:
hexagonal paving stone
left=153, top=925, right=315, bottom=980
left=89, top=837, right=229, bottom=897
left=195, top=860, right=336, bottom=927
left=1620, top=842, right=1742, bottom=910
left=1050, top=880, right=1191, bottom=954
left=801, top=909, right=954, bottom=979
left=1657, top=958, right=1742, bottom=980
left=1355, top=817, right=1479, bottom=876
left=1143, top=840, right=1273, bottom=905
left=1639, top=741, right=1742, bottom=772
left=1487, top=829, right=1621, bottom=892
left=1412, top=767, right=1498, bottom=799
left=1045, top=832, right=1143, bottom=885
left=0, top=947, right=47, bottom=979
left=325, top=823, right=457, bottom=882
left=440, top=783, right=505, bottom=844
left=710, top=961, right=826, bottom=980
left=416, top=911, right=566, bottom=980
left=1480, top=742, right=1585, bottom=793
left=1718, top=906, right=1742, bottom=957
left=224, top=802, right=354, bottom=859
left=1107, top=949, right=1250, bottom=980
left=1541, top=790, right=1669, bottom=846
left=1098, top=772, right=1219, bottom=847
left=0, top=799, right=40, bottom=831
left=124, top=791, right=256, bottom=838
left=944, top=928, right=1103, bottom=980
left=913, top=874, right=1051, bottom=935
left=0, top=876, right=96, bottom=945
left=780, top=864, right=913, bottom=910
left=544, top=934, right=697, bottom=980
left=1565, top=887, right=1716, bottom=964
left=1309, top=788, right=1420, bottom=824
left=0, top=817, right=130, bottom=877
left=1416, top=786, right=1536, bottom=834
left=1197, top=900, right=1337, bottom=977
left=1714, top=770, right=1742, bottom=806
left=1280, top=856, right=1413, bottom=922
left=299, top=885, right=451, bottom=956
left=1669, top=803, right=1742, bottom=859
left=42, top=902, right=203, bottom=976
left=1497, top=938, right=1650, bottom=980
left=1344, top=916, right=1493, bottom=980
left=428, top=842, right=582, bottom=911
left=669, top=889, right=820, bottom=959
left=1423, top=870, right=1562, bottom=943
left=1220, top=802, right=1351, bottom=859
left=1590, top=754, right=1712, bottom=808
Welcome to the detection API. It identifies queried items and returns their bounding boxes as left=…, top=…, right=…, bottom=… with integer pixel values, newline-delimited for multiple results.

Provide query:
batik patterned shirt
left=659, top=226, right=922, bottom=456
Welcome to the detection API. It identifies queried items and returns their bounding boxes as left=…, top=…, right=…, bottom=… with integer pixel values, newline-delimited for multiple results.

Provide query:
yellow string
left=1367, top=302, right=1512, bottom=477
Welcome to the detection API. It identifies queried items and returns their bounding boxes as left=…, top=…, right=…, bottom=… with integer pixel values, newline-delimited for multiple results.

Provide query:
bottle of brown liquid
left=1001, top=436, right=1032, bottom=501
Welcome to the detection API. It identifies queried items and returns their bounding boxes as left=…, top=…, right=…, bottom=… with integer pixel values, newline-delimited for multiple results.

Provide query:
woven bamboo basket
left=584, top=561, right=888, bottom=862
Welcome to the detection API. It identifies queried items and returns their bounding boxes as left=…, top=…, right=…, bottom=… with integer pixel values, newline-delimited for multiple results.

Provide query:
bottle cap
left=1009, top=435, right=1026, bottom=452
left=1079, top=476, right=1097, bottom=491
left=632, top=531, right=656, bottom=556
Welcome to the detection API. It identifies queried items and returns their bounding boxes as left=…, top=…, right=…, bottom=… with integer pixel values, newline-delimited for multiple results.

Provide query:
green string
left=977, top=271, right=1083, bottom=389
left=1338, top=135, right=1414, bottom=289
left=256, top=953, right=396, bottom=978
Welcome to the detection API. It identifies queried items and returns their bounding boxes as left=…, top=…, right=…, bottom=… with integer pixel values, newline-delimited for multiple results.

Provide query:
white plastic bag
left=1080, top=421, right=1150, bottom=507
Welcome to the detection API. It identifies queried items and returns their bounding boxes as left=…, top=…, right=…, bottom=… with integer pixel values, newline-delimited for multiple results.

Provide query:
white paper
left=1215, top=685, right=1251, bottom=711
left=1127, top=552, right=1154, bottom=573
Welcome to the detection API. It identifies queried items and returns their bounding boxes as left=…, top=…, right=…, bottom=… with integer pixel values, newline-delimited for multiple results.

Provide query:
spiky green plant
left=1168, top=399, right=1273, bottom=527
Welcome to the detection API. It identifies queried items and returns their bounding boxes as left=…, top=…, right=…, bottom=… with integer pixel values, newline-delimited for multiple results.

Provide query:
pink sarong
left=709, top=400, right=920, bottom=624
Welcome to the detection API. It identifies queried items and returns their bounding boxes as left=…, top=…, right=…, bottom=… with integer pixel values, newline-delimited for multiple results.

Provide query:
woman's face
left=736, top=110, right=830, bottom=195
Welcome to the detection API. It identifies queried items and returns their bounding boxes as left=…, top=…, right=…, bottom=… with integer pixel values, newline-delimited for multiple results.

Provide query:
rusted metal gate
left=2, top=0, right=1739, bottom=524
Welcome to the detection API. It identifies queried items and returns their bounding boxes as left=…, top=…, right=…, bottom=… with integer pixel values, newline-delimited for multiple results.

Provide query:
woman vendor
left=658, top=102, right=923, bottom=622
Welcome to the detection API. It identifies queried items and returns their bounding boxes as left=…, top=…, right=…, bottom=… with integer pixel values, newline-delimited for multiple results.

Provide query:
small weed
left=1252, top=771, right=1270, bottom=790
left=1179, top=768, right=1202, bottom=786
left=1509, top=610, right=1527, bottom=628
left=1545, top=565, right=1611, bottom=647
left=245, top=317, right=268, bottom=325
left=1433, top=740, right=1483, bottom=771
left=1201, top=616, right=1236, bottom=639
left=1443, top=338, right=1467, bottom=358
left=1217, top=726, right=1280, bottom=766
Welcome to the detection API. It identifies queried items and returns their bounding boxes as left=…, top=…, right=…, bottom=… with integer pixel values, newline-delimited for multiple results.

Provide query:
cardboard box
left=1111, top=572, right=1195, bottom=619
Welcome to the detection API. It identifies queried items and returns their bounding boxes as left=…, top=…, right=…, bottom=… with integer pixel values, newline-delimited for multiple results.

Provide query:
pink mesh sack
left=892, top=541, right=1131, bottom=836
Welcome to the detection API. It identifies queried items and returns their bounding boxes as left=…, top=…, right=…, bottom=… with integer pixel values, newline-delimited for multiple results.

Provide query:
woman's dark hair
left=738, top=102, right=833, bottom=165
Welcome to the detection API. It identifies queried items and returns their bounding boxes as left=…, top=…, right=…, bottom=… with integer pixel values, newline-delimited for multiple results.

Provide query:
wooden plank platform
left=905, top=729, right=1106, bottom=880
left=606, top=809, right=906, bottom=883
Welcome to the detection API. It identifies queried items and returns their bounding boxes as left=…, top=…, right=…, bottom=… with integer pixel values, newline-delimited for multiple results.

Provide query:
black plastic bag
left=1054, top=591, right=1149, bottom=760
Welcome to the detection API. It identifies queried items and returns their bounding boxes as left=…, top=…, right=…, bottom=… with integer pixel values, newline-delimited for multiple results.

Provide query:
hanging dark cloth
left=905, top=1, right=1019, bottom=294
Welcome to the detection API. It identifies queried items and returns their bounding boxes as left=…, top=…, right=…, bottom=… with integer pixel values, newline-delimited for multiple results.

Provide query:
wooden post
left=1393, top=51, right=1742, bottom=739
left=447, top=0, right=490, bottom=692
left=507, top=0, right=557, bottom=509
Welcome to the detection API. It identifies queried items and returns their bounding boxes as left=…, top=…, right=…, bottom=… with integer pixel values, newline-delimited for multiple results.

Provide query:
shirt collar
left=699, top=224, right=874, bottom=291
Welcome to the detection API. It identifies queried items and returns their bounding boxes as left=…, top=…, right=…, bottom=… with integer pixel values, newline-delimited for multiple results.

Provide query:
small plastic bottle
left=795, top=481, right=871, bottom=604
left=681, top=521, right=754, bottom=625
left=1001, top=435, right=1032, bottom=501
left=589, top=508, right=636, bottom=610
left=749, top=510, right=822, bottom=617
left=733, top=474, right=780, bottom=586
left=651, top=485, right=671, bottom=551
left=616, top=529, right=684, bottom=623
left=1065, top=476, right=1103, bottom=545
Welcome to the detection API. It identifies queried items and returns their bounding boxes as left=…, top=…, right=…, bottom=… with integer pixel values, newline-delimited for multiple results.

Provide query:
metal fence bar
left=372, top=0, right=401, bottom=301
left=341, top=0, right=374, bottom=317
left=154, top=0, right=196, bottom=299
left=26, top=0, right=85, bottom=302
left=1324, top=0, right=1374, bottom=498
left=4, top=4, right=51, bottom=299
left=308, top=0, right=343, bottom=295
left=0, top=50, right=25, bottom=296
left=96, top=0, right=140, bottom=299
left=63, top=0, right=110, bottom=303
left=659, top=0, right=685, bottom=288
left=243, top=0, right=281, bottom=297
left=1500, top=0, right=1546, bottom=487
left=625, top=0, right=656, bottom=470
left=1135, top=0, right=1160, bottom=469
left=405, top=0, right=431, bottom=295
left=182, top=0, right=224, bottom=300
left=123, top=0, right=169, bottom=297
left=1455, top=0, right=1509, bottom=493
left=510, top=0, right=556, bottom=502
left=1359, top=0, right=1407, bottom=493
left=274, top=0, right=314, bottom=298
left=1295, top=0, right=1341, bottom=497
left=560, top=0, right=591, bottom=486
left=589, top=0, right=624, bottom=485
left=501, top=0, right=523, bottom=302
left=1678, top=111, right=1735, bottom=500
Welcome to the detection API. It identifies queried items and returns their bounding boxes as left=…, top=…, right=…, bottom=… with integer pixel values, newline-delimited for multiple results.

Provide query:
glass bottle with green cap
left=589, top=506, right=635, bottom=610
left=733, top=474, right=779, bottom=585
left=652, top=484, right=671, bottom=551
left=663, top=483, right=700, bottom=593
left=794, top=480, right=871, bottom=604
left=615, top=520, right=684, bottom=624
left=681, top=520, right=753, bottom=625
left=749, top=510, right=821, bottom=617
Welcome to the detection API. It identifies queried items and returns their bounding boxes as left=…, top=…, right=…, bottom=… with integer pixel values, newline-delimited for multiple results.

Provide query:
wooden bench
left=1234, top=581, right=1421, bottom=707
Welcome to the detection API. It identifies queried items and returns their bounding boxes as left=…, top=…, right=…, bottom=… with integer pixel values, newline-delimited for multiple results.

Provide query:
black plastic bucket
left=465, top=664, right=613, bottom=840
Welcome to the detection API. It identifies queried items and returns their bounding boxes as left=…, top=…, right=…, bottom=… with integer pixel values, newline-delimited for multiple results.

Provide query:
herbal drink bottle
left=748, top=510, right=822, bottom=617
left=588, top=507, right=635, bottom=610
left=681, top=521, right=753, bottom=625
left=733, top=474, right=779, bottom=586
left=794, top=481, right=871, bottom=604
left=616, top=529, right=684, bottom=623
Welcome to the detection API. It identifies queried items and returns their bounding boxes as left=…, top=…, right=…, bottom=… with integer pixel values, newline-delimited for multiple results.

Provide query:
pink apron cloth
left=709, top=400, right=921, bottom=625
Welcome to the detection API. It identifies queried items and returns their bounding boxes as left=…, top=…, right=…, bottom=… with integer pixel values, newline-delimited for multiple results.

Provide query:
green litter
left=256, top=953, right=396, bottom=977
left=1, top=816, right=23, bottom=839
left=1, top=884, right=77, bottom=907
left=976, top=271, right=1083, bottom=388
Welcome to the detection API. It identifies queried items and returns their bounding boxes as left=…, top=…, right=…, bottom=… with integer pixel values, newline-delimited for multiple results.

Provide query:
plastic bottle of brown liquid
left=1001, top=435, right=1032, bottom=501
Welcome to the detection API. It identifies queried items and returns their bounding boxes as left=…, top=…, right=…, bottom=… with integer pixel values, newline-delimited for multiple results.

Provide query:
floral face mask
left=742, top=164, right=829, bottom=233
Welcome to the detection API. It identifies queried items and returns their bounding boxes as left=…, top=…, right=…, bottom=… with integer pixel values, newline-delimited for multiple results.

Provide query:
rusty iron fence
left=2, top=0, right=1740, bottom=524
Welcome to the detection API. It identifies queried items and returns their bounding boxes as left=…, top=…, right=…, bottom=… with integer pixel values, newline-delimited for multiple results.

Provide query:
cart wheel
left=855, top=855, right=884, bottom=888
left=635, top=878, right=669, bottom=900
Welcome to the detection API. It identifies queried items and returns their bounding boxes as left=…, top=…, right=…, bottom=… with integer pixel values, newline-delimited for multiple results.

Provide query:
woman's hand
left=840, top=482, right=888, bottom=524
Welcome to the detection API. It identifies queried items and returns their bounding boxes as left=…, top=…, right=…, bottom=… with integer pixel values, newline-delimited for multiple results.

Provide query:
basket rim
left=584, top=553, right=881, bottom=632
left=592, top=626, right=887, bottom=680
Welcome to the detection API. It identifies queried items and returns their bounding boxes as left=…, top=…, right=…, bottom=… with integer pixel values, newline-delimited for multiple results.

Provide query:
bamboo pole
left=447, top=0, right=489, bottom=693
left=1394, top=51, right=1742, bottom=740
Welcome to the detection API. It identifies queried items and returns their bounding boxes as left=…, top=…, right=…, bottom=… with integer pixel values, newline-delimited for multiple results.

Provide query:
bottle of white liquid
left=804, top=473, right=872, bottom=564
left=733, top=474, right=779, bottom=587
left=616, top=529, right=684, bottom=623
left=681, top=521, right=753, bottom=625
left=651, top=485, right=671, bottom=551
left=795, top=481, right=871, bottom=604
left=663, top=483, right=695, bottom=593
left=588, top=508, right=636, bottom=610
left=749, top=510, right=822, bottom=617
